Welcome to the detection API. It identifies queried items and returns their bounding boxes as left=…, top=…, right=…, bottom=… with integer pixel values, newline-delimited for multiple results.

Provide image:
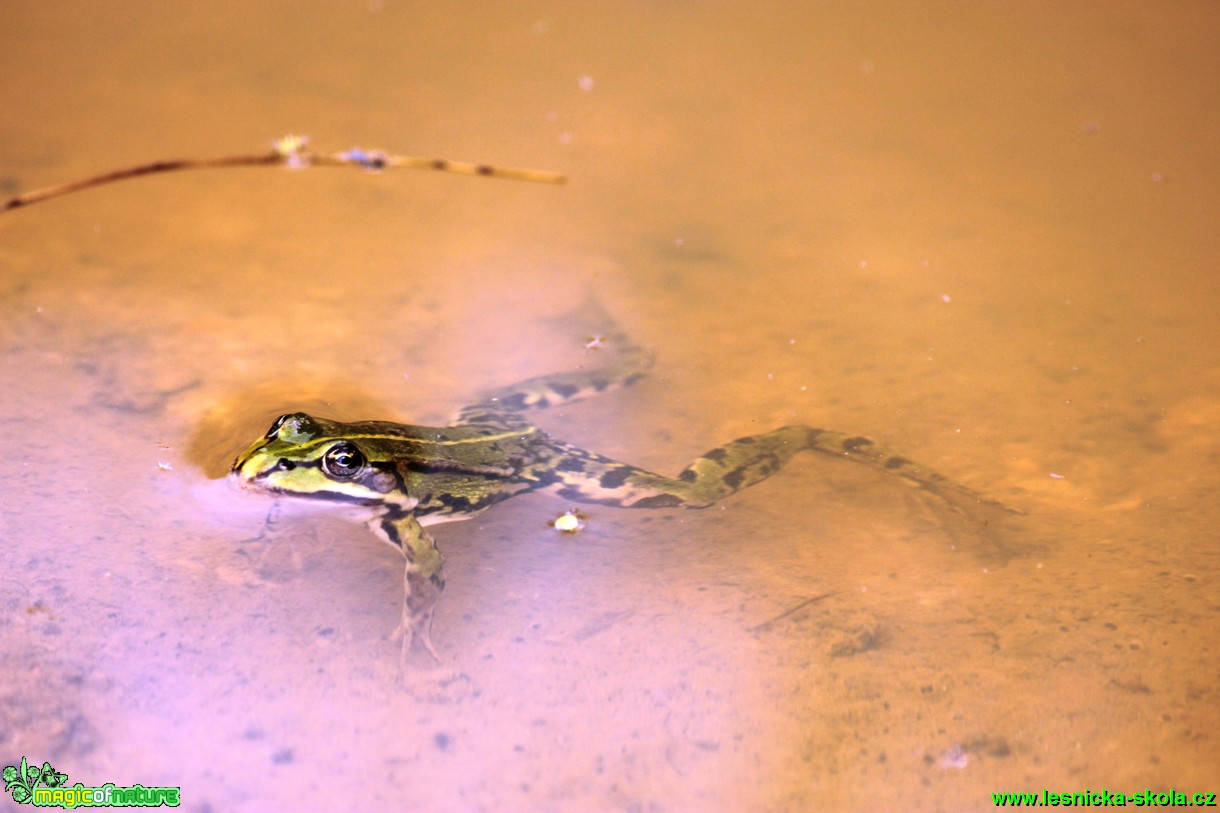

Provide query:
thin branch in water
left=750, top=592, right=837, bottom=634
left=2, top=134, right=566, bottom=213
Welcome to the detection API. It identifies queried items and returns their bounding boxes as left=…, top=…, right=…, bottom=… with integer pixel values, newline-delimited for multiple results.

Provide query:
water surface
left=2, top=2, right=1217, bottom=810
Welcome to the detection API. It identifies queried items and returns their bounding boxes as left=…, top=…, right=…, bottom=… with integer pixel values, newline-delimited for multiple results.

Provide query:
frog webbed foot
left=389, top=568, right=475, bottom=701
left=390, top=566, right=445, bottom=665
left=235, top=500, right=309, bottom=578
left=395, top=664, right=475, bottom=701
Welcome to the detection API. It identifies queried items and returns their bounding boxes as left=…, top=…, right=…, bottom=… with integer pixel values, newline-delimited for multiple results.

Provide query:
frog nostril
left=277, top=458, right=296, bottom=471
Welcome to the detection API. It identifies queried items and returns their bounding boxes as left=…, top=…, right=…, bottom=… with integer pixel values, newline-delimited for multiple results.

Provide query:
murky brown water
left=2, top=2, right=1217, bottom=811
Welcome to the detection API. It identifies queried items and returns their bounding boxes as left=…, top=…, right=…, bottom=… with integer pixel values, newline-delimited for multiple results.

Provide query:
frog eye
left=322, top=442, right=365, bottom=479
left=265, top=414, right=290, bottom=439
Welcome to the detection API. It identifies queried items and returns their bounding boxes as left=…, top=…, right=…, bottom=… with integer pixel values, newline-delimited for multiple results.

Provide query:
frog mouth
left=229, top=471, right=382, bottom=505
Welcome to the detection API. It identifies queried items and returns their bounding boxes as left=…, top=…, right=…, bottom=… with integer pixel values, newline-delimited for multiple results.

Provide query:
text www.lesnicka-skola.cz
left=992, top=788, right=1216, bottom=807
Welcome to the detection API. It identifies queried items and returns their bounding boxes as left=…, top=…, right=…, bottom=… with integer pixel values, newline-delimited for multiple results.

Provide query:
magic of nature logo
left=3, top=757, right=180, bottom=808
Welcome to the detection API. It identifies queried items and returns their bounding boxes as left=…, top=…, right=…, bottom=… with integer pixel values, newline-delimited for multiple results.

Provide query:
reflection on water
left=2, top=2, right=1217, bottom=810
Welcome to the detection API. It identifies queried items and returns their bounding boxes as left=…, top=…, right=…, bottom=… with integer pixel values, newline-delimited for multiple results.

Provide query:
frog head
left=231, top=412, right=410, bottom=508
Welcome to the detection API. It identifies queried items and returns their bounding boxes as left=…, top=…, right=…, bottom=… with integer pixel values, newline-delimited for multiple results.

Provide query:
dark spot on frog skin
left=598, top=467, right=634, bottom=489
left=503, top=393, right=531, bottom=409
left=841, top=436, right=874, bottom=454
left=723, top=468, right=746, bottom=490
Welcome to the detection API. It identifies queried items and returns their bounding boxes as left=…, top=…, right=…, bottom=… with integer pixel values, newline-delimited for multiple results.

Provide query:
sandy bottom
left=2, top=2, right=1217, bottom=811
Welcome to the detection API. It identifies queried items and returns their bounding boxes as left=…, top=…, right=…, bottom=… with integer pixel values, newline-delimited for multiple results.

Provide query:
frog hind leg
left=451, top=313, right=655, bottom=428
left=540, top=425, right=1019, bottom=518
left=367, top=510, right=446, bottom=664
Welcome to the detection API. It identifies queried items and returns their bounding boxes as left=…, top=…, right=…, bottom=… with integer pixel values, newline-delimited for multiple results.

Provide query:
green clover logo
left=3, top=756, right=68, bottom=805
left=40, top=762, right=68, bottom=788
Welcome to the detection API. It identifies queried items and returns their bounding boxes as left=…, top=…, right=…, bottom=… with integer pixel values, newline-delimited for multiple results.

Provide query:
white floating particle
left=938, top=744, right=970, bottom=770
left=550, top=509, right=587, bottom=533
left=1049, top=473, right=1065, bottom=479
left=577, top=75, right=594, bottom=91
left=940, top=294, right=951, bottom=303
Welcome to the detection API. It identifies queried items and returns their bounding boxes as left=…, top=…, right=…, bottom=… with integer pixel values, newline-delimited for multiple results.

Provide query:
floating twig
left=749, top=592, right=836, bottom=634
left=2, top=134, right=566, bottom=213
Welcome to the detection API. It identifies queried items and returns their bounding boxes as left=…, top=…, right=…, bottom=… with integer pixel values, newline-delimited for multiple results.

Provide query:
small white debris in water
left=938, top=744, right=969, bottom=770
left=158, top=462, right=173, bottom=471
left=940, top=294, right=952, bottom=303
left=1049, top=472, right=1065, bottom=479
left=550, top=510, right=587, bottom=533
left=577, top=75, right=594, bottom=91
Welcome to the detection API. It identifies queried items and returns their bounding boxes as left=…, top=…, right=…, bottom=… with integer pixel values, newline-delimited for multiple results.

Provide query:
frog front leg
left=366, top=509, right=446, bottom=664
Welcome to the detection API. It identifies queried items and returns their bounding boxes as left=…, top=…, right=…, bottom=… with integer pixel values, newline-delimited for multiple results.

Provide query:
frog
left=230, top=314, right=1015, bottom=663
